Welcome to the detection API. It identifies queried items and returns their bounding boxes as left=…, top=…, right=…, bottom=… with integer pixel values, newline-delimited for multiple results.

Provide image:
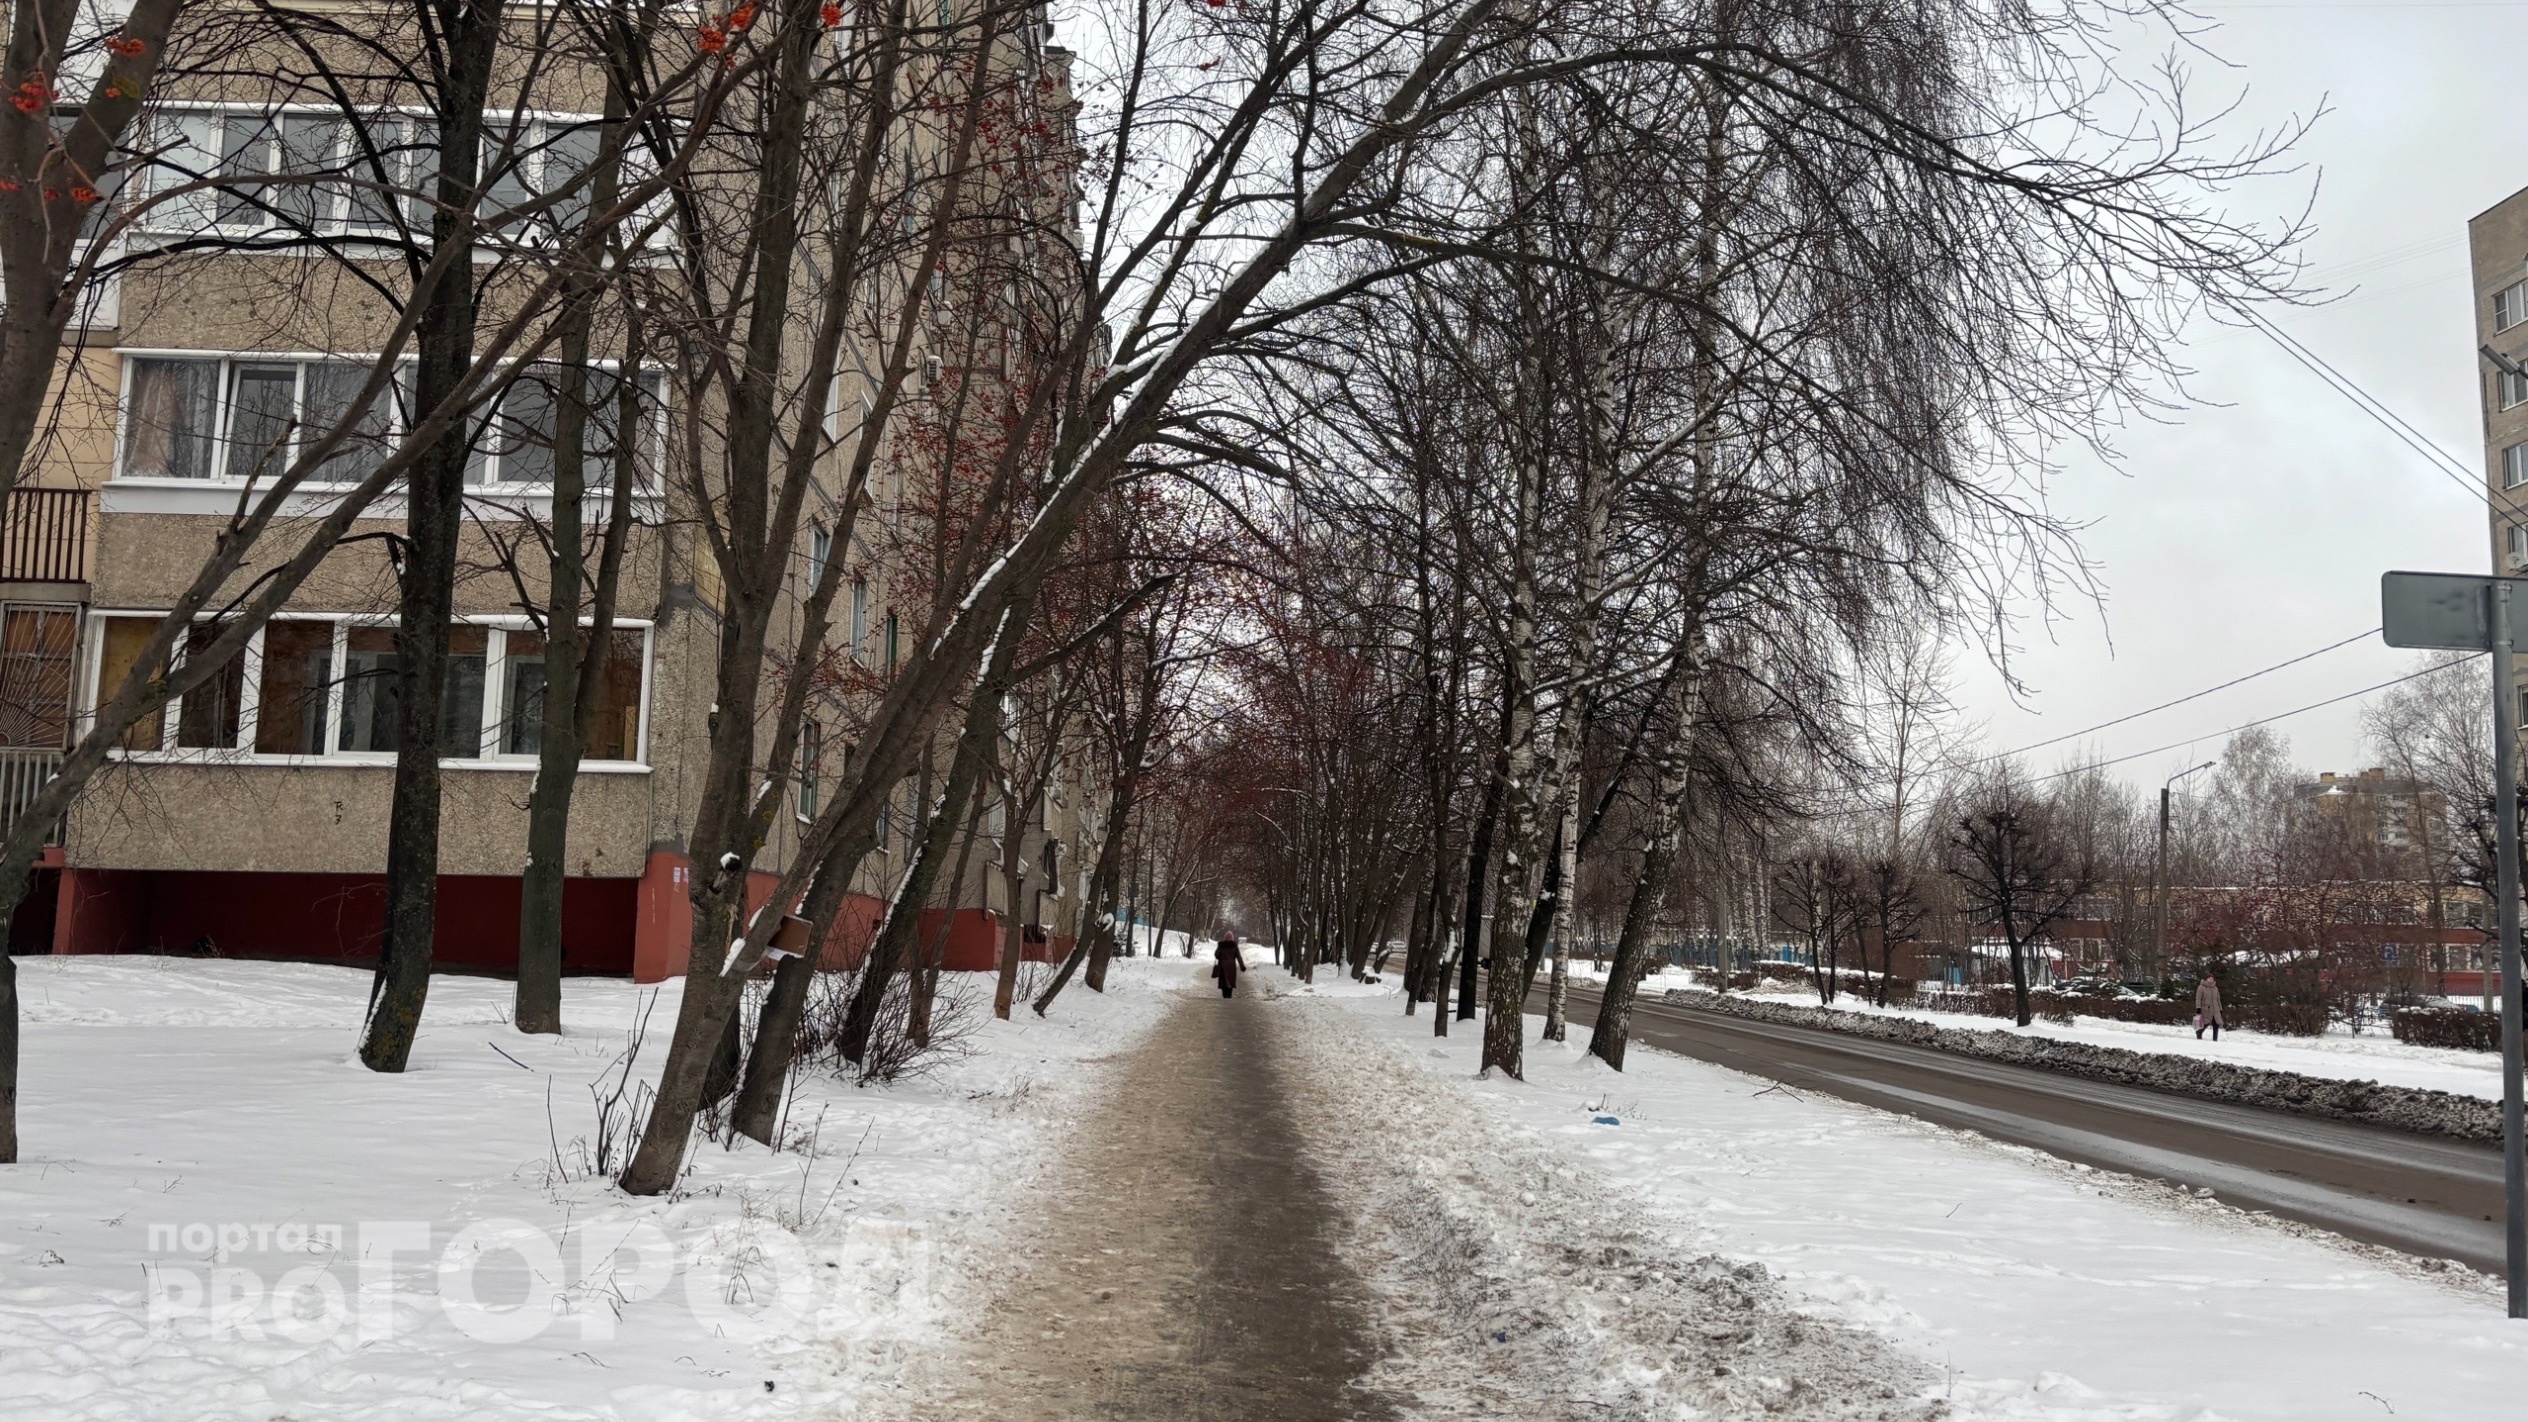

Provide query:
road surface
left=1546, top=981, right=2508, bottom=1273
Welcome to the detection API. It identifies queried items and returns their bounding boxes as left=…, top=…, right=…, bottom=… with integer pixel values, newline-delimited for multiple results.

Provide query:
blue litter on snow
left=1591, top=1115, right=1620, bottom=1125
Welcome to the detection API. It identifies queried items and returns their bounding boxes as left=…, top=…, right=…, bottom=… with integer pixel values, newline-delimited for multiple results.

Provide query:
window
left=329, top=624, right=488, bottom=753
left=2497, top=278, right=2528, bottom=334
left=807, top=524, right=833, bottom=589
left=95, top=619, right=168, bottom=751
left=175, top=625, right=245, bottom=750
left=465, top=365, right=664, bottom=489
left=135, top=108, right=629, bottom=245
left=136, top=108, right=439, bottom=238
left=99, top=616, right=651, bottom=765
left=123, top=355, right=403, bottom=485
left=482, top=118, right=603, bottom=238
left=797, top=719, right=822, bottom=820
left=2511, top=523, right=2527, bottom=563
left=2507, top=443, right=2528, bottom=491
left=496, top=627, right=643, bottom=758
left=0, top=607, right=77, bottom=749
left=123, top=354, right=660, bottom=491
left=884, top=611, right=900, bottom=673
left=2503, top=367, right=2528, bottom=412
left=255, top=621, right=333, bottom=754
left=849, top=579, right=869, bottom=663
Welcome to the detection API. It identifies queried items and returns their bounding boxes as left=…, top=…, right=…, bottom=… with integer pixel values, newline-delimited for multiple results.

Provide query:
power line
left=2022, top=654, right=2482, bottom=786
left=2231, top=304, right=2516, bottom=522
left=1973, top=625, right=2381, bottom=766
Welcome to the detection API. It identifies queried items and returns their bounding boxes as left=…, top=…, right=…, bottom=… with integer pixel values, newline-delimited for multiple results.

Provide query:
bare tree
left=1946, top=772, right=2098, bottom=1027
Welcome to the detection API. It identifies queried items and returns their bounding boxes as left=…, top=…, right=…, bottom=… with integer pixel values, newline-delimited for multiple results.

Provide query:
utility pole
left=2383, top=569, right=2526, bottom=1317
left=2490, top=580, right=2525, bottom=1319
left=2152, top=761, right=2215, bottom=983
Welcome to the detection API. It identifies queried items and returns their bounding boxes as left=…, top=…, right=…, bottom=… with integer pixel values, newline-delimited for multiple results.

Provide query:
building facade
left=0, top=7, right=1100, bottom=984
left=2473, top=186, right=2528, bottom=587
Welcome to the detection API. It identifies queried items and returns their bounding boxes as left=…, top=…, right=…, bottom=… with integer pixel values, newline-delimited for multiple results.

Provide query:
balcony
left=0, top=487, right=89, bottom=585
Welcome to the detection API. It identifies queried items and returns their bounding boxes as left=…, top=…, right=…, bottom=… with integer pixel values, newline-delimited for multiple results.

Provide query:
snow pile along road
left=0, top=954, right=1196, bottom=1421
left=1288, top=978, right=2525, bottom=1422
left=1662, top=987, right=2501, bottom=1141
left=1702, top=978, right=2511, bottom=1102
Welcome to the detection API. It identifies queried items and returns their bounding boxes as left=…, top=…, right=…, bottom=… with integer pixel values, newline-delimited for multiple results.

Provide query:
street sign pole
left=2493, top=580, right=2527, bottom=1319
left=2382, top=570, right=2528, bottom=1316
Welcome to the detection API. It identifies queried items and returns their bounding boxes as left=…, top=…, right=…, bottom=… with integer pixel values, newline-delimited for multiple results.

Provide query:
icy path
left=1298, top=977, right=2528, bottom=1421
left=898, top=979, right=1401, bottom=1421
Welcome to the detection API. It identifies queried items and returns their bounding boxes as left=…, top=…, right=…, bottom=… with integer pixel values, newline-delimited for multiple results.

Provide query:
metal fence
left=0, top=487, right=88, bottom=584
left=0, top=746, right=63, bottom=846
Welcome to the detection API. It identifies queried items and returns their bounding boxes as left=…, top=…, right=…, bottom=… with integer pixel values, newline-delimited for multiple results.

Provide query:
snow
left=1289, top=979, right=2527, bottom=1422
left=0, top=954, right=1196, bottom=1420
left=1690, top=980, right=2510, bottom=1101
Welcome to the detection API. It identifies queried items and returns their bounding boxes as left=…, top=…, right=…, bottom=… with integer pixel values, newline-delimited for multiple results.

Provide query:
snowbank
left=1665, top=987, right=2502, bottom=1141
left=1287, top=978, right=2524, bottom=1421
left=0, top=955, right=1198, bottom=1420
left=1712, top=980, right=2510, bottom=1102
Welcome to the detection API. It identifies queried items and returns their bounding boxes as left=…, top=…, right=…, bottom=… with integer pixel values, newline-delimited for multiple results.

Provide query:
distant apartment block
left=2473, top=185, right=2528, bottom=581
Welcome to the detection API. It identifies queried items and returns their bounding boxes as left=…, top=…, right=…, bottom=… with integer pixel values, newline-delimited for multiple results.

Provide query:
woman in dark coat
left=1211, top=936, right=1242, bottom=998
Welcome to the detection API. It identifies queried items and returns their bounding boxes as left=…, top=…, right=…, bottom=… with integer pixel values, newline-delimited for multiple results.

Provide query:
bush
left=1912, top=985, right=2196, bottom=1028
left=2229, top=1000, right=2326, bottom=1037
left=2393, top=1007, right=2504, bottom=1052
left=2056, top=995, right=2193, bottom=1027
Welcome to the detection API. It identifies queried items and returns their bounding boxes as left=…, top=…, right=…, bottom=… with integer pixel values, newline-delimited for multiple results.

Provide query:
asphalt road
left=1548, top=981, right=2509, bottom=1273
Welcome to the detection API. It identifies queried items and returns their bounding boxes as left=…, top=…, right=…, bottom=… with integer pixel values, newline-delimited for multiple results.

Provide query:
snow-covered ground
left=0, top=954, right=1195, bottom=1420
left=1676, top=979, right=2510, bottom=1101
left=1290, top=978, right=2524, bottom=1422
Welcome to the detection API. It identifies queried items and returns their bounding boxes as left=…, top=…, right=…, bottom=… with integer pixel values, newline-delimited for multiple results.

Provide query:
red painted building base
left=31, top=847, right=1043, bottom=985
left=48, top=862, right=638, bottom=973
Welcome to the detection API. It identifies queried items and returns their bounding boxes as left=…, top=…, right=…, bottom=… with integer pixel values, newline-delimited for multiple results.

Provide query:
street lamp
left=2152, top=760, right=2216, bottom=981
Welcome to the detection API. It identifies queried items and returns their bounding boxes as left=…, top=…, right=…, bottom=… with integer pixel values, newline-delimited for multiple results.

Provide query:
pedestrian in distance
left=2194, top=969, right=2224, bottom=1042
left=1212, top=935, right=1242, bottom=999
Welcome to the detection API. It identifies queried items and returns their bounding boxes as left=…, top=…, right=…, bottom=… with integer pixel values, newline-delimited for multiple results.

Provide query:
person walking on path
left=2195, top=969, right=2224, bottom=1041
left=1212, top=936, right=1243, bottom=999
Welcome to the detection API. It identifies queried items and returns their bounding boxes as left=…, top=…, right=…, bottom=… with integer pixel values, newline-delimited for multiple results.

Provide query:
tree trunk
left=1586, top=654, right=1700, bottom=1071
left=840, top=602, right=1023, bottom=1059
left=730, top=952, right=814, bottom=1145
left=1456, top=732, right=1508, bottom=1020
left=1480, top=448, right=1546, bottom=1079
left=361, top=11, right=503, bottom=1073
left=1072, top=713, right=1152, bottom=1000
left=908, top=791, right=990, bottom=1048
left=513, top=80, right=637, bottom=1034
left=0, top=953, right=15, bottom=1163
left=1543, top=793, right=1579, bottom=1042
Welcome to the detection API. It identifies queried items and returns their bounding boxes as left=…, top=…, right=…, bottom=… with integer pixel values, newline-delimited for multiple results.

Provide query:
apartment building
left=2474, top=185, right=2528, bottom=584
left=0, top=7, right=1098, bottom=982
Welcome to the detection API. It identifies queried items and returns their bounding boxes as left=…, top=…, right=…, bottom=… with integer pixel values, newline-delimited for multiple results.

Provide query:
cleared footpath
left=920, top=986, right=1400, bottom=1421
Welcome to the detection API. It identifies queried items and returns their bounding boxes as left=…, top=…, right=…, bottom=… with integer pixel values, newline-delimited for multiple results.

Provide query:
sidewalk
left=909, top=981, right=1401, bottom=1421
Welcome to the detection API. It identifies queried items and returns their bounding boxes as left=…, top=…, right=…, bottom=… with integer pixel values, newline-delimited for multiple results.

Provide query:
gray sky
left=1946, top=0, right=2523, bottom=788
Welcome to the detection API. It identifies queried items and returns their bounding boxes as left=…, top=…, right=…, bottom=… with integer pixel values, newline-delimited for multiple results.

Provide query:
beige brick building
left=0, top=10, right=1099, bottom=983
left=2472, top=185, right=2528, bottom=584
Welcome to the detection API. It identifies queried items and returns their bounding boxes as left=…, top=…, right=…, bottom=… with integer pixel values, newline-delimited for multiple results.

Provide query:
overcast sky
left=1943, top=0, right=2520, bottom=789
